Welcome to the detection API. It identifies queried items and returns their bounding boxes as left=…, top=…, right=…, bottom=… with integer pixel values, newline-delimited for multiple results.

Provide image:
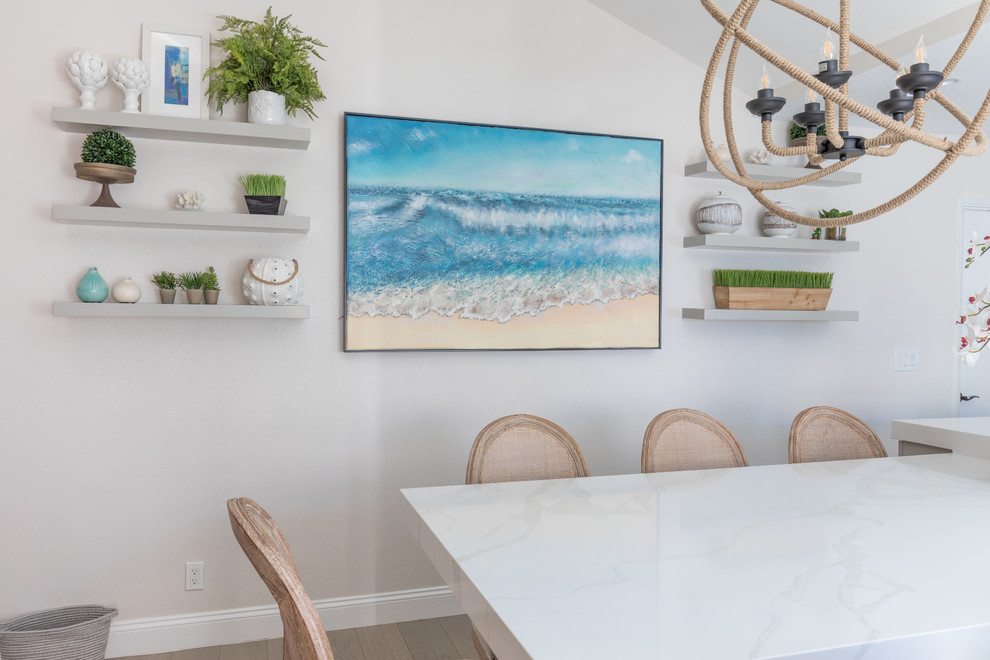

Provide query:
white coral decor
left=175, top=191, right=205, bottom=211
left=111, top=57, right=149, bottom=113
left=65, top=50, right=108, bottom=109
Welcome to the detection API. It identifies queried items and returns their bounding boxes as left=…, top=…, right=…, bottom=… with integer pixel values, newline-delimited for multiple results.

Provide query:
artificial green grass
left=238, top=174, right=287, bottom=197
left=713, top=269, right=833, bottom=289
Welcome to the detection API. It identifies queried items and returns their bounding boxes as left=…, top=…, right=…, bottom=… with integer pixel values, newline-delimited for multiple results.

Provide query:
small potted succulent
left=820, top=208, right=852, bottom=240
left=151, top=270, right=179, bottom=304
left=179, top=271, right=206, bottom=304
left=75, top=128, right=136, bottom=207
left=204, top=7, right=326, bottom=124
left=239, top=174, right=287, bottom=215
left=203, top=266, right=221, bottom=304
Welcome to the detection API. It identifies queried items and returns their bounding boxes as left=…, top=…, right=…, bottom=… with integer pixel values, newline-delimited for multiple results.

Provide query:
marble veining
left=401, top=455, right=990, bottom=659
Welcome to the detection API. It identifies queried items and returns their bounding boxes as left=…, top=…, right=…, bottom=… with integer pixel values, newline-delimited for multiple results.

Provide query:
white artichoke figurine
left=111, top=57, right=149, bottom=113
left=65, top=50, right=108, bottom=109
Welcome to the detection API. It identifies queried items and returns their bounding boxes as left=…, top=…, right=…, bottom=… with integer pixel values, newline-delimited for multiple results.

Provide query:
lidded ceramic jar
left=762, top=202, right=798, bottom=237
left=696, top=192, right=742, bottom=234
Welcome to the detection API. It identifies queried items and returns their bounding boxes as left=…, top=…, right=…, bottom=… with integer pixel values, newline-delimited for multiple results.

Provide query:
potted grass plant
left=179, top=271, right=206, bottom=304
left=75, top=128, right=136, bottom=207
left=203, top=266, right=221, bottom=304
left=713, top=269, right=834, bottom=310
left=151, top=270, right=179, bottom=304
left=204, top=7, right=326, bottom=124
left=239, top=174, right=287, bottom=215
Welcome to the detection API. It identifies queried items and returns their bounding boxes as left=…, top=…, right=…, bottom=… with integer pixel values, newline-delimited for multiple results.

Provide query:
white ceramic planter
left=248, top=90, right=287, bottom=125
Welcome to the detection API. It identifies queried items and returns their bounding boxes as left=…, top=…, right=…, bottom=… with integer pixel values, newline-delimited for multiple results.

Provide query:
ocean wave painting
left=344, top=114, right=663, bottom=351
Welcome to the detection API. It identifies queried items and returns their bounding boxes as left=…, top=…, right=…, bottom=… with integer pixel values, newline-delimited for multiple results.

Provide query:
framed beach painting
left=344, top=113, right=663, bottom=351
left=141, top=24, right=209, bottom=118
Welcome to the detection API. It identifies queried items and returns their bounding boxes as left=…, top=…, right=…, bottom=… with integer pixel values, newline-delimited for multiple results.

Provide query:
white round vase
left=696, top=192, right=742, bottom=234
left=248, top=90, right=287, bottom=125
left=762, top=202, right=799, bottom=237
left=242, top=258, right=303, bottom=306
left=112, top=277, right=142, bottom=303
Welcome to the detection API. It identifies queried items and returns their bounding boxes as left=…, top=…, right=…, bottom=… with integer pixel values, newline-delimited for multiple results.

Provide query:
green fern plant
left=81, top=128, right=136, bottom=167
left=204, top=7, right=327, bottom=119
left=714, top=269, right=834, bottom=289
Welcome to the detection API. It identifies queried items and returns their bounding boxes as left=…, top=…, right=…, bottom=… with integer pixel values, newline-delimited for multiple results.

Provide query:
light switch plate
left=894, top=347, right=920, bottom=371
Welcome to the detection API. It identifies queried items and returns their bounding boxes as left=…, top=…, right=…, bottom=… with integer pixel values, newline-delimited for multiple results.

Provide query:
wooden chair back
left=641, top=408, right=748, bottom=473
left=788, top=406, right=887, bottom=463
left=466, top=414, right=590, bottom=484
left=227, top=498, right=334, bottom=660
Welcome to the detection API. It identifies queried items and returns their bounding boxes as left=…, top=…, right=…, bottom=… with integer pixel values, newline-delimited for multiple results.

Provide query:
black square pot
left=244, top=196, right=287, bottom=215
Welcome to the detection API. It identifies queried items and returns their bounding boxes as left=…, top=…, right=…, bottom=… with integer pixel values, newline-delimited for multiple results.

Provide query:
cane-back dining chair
left=227, top=497, right=335, bottom=660
left=788, top=406, right=887, bottom=464
left=465, top=414, right=590, bottom=658
left=641, top=408, right=748, bottom=473
left=465, top=414, right=590, bottom=484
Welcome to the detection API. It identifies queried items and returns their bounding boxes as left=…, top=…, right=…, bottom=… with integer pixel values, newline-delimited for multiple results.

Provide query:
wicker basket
left=0, top=605, right=117, bottom=660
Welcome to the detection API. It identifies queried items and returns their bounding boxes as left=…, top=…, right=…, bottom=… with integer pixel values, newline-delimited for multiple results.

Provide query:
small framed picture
left=141, top=24, right=210, bottom=118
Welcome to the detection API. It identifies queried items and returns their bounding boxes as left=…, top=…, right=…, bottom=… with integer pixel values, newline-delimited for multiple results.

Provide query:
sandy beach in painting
left=346, top=294, right=660, bottom=351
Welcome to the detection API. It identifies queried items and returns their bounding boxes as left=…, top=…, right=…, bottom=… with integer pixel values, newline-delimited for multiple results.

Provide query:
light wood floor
left=113, top=615, right=480, bottom=660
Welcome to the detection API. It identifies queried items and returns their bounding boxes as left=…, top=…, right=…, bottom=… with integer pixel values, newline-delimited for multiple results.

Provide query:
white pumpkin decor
left=762, top=202, right=799, bottom=237
left=242, top=258, right=303, bottom=306
left=696, top=192, right=742, bottom=234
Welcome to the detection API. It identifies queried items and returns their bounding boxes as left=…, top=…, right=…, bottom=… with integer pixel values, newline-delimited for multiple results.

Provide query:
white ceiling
left=587, top=0, right=990, bottom=136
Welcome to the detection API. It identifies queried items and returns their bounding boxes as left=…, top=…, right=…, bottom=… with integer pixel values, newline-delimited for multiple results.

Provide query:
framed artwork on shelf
left=343, top=113, right=663, bottom=352
left=141, top=23, right=209, bottom=118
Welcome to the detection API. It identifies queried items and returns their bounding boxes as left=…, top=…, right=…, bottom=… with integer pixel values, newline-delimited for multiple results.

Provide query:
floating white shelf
left=683, top=160, right=861, bottom=187
left=52, top=205, right=309, bottom=234
left=52, top=107, right=310, bottom=150
left=53, top=302, right=309, bottom=319
left=682, top=234, right=859, bottom=252
left=681, top=308, right=858, bottom=321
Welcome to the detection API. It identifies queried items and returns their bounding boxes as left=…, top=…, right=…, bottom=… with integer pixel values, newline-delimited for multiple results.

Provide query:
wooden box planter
left=713, top=286, right=831, bottom=310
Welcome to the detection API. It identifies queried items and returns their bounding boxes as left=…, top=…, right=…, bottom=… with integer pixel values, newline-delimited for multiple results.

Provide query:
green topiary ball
left=81, top=128, right=136, bottom=168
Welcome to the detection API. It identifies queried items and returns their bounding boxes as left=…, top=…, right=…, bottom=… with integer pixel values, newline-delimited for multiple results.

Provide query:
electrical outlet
left=186, top=561, right=204, bottom=590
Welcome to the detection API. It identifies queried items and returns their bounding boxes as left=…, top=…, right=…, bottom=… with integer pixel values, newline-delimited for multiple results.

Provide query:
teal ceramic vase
left=76, top=266, right=109, bottom=302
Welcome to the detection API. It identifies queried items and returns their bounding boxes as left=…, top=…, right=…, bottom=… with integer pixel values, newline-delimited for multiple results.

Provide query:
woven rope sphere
left=699, top=0, right=990, bottom=227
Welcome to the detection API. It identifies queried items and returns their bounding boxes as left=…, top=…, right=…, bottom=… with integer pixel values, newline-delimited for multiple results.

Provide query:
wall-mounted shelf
left=52, top=107, right=310, bottom=150
left=683, top=234, right=859, bottom=252
left=683, top=160, right=861, bottom=187
left=682, top=308, right=858, bottom=321
left=52, top=205, right=310, bottom=234
left=53, top=302, right=309, bottom=319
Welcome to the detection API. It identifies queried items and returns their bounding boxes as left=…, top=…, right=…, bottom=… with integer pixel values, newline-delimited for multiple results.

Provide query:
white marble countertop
left=892, top=417, right=990, bottom=457
left=401, top=455, right=990, bottom=659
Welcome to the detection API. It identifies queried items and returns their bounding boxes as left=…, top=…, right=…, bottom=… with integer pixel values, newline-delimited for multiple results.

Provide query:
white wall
left=1, top=0, right=986, bottom=650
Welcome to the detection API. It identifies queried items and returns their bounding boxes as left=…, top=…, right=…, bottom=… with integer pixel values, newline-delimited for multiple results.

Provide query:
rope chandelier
left=699, top=0, right=990, bottom=227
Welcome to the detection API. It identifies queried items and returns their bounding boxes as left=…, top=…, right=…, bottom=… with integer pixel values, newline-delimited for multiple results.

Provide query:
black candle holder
left=820, top=130, right=865, bottom=161
left=792, top=102, right=826, bottom=135
left=896, top=62, right=944, bottom=99
left=815, top=59, right=852, bottom=88
left=746, top=88, right=786, bottom=121
left=877, top=88, right=914, bottom=121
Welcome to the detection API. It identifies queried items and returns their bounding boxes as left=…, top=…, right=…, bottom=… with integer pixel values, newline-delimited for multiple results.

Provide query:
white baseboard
left=105, top=586, right=461, bottom=658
